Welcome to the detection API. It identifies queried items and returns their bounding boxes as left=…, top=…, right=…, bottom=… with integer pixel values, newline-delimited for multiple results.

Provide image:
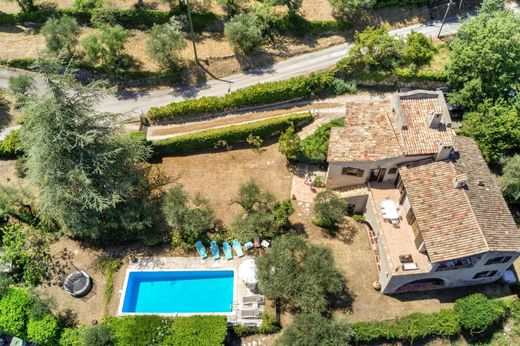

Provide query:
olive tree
left=224, top=12, right=263, bottom=54
left=11, top=0, right=36, bottom=12
left=41, top=16, right=81, bottom=60
left=329, top=0, right=375, bottom=18
left=313, top=190, right=347, bottom=229
left=257, top=235, right=345, bottom=313
left=162, top=185, right=215, bottom=245
left=146, top=17, right=187, bottom=69
left=267, top=0, right=302, bottom=15
left=81, top=25, right=129, bottom=73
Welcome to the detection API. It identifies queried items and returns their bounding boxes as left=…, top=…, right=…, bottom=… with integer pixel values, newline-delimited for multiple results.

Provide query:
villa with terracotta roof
left=325, top=90, right=520, bottom=294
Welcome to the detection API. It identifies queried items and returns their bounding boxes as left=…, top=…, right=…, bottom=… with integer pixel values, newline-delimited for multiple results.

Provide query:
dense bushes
left=164, top=315, right=228, bottom=346
left=147, top=72, right=355, bottom=123
left=104, top=315, right=170, bottom=346
left=352, top=294, right=507, bottom=343
left=454, top=293, right=506, bottom=334
left=27, top=314, right=61, bottom=346
left=0, top=130, right=21, bottom=158
left=151, top=112, right=313, bottom=156
left=0, top=287, right=33, bottom=337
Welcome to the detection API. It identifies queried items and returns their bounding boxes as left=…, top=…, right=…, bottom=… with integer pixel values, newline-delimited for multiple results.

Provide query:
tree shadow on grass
left=328, top=284, right=355, bottom=313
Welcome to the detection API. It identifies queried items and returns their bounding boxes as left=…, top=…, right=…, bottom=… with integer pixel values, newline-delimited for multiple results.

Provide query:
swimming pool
left=121, top=270, right=234, bottom=314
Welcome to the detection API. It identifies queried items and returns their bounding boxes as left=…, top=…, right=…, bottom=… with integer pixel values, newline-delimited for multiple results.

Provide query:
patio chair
left=233, top=240, right=244, bottom=257
left=240, top=308, right=261, bottom=319
left=254, top=237, right=261, bottom=248
left=210, top=240, right=221, bottom=260
left=222, top=241, right=233, bottom=260
left=244, top=241, right=253, bottom=250
left=242, top=295, right=265, bottom=305
left=260, top=240, right=270, bottom=248
left=195, top=240, right=208, bottom=259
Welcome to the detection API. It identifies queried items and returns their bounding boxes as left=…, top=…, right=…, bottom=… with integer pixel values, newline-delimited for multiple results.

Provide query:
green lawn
left=419, top=42, right=450, bottom=73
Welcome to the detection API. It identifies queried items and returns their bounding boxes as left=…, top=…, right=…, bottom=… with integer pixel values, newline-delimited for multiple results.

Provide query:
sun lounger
left=233, top=240, right=244, bottom=257
left=242, top=295, right=265, bottom=305
left=195, top=240, right=208, bottom=259
left=210, top=240, right=220, bottom=260
left=222, top=241, right=233, bottom=260
left=240, top=308, right=261, bottom=319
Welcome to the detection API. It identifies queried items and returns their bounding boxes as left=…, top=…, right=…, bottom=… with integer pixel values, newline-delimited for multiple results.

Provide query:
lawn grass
left=419, top=42, right=450, bottom=73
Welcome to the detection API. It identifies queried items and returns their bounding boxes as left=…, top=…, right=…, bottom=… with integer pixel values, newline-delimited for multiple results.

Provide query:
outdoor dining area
left=380, top=197, right=401, bottom=227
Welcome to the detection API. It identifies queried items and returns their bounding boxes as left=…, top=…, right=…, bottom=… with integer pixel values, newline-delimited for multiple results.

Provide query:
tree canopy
left=224, top=12, right=263, bottom=54
left=446, top=9, right=520, bottom=109
left=41, top=16, right=80, bottom=60
left=313, top=190, right=347, bottom=229
left=276, top=313, right=354, bottom=346
left=146, top=17, right=187, bottom=69
left=162, top=185, right=215, bottom=245
left=20, top=71, right=161, bottom=243
left=81, top=25, right=129, bottom=73
left=502, top=155, right=520, bottom=204
left=256, top=234, right=345, bottom=313
left=459, top=100, right=520, bottom=164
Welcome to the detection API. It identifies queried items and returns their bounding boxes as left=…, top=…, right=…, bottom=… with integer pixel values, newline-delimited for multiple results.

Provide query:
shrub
left=502, top=155, right=520, bottom=203
left=272, top=199, right=295, bottom=229
left=151, top=112, right=313, bottom=156
left=329, top=0, right=376, bottom=17
left=146, top=72, right=354, bottom=123
left=225, top=12, right=263, bottom=54
left=27, top=314, right=60, bottom=346
left=352, top=309, right=461, bottom=343
left=73, top=0, right=104, bottom=12
left=83, top=325, right=114, bottom=346
left=104, top=316, right=171, bottom=346
left=0, top=130, right=22, bottom=158
left=60, top=327, right=86, bottom=346
left=81, top=25, right=129, bottom=73
left=246, top=133, right=263, bottom=148
left=454, top=293, right=506, bottom=334
left=8, top=74, right=34, bottom=108
left=352, top=213, right=364, bottom=222
left=277, top=313, right=354, bottom=346
left=313, top=190, right=347, bottom=229
left=162, top=315, right=228, bottom=346
left=278, top=125, right=301, bottom=160
left=147, top=17, right=187, bottom=69
left=41, top=16, right=81, bottom=59
left=217, top=0, right=245, bottom=16
left=400, top=31, right=436, bottom=66
left=0, top=287, right=32, bottom=337
left=1, top=223, right=52, bottom=286
left=298, top=117, right=344, bottom=163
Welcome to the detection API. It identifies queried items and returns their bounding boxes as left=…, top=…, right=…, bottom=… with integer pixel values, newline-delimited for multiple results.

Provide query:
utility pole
left=185, top=0, right=199, bottom=64
left=438, top=0, right=454, bottom=38
left=458, top=0, right=463, bottom=10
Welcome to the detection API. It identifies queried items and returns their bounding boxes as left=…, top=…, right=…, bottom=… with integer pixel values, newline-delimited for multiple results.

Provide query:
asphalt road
left=0, top=18, right=462, bottom=121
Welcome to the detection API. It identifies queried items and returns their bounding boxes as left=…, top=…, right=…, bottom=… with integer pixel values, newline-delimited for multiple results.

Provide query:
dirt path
left=146, top=91, right=391, bottom=141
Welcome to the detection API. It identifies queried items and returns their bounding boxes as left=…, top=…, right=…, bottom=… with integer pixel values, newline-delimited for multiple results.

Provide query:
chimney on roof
left=453, top=174, right=468, bottom=189
left=426, top=108, right=443, bottom=129
left=435, top=142, right=453, bottom=161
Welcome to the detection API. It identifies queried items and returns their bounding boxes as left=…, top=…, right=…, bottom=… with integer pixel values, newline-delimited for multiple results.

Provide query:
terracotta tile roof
left=390, top=91, right=454, bottom=156
left=453, top=136, right=520, bottom=253
left=399, top=137, right=520, bottom=263
left=327, top=101, right=403, bottom=162
left=399, top=160, right=487, bottom=263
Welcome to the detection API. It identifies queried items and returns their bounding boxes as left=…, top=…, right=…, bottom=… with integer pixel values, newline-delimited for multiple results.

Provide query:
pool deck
left=117, top=255, right=262, bottom=326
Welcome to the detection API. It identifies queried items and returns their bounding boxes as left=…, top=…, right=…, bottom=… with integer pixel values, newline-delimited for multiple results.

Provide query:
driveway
left=0, top=19, right=461, bottom=119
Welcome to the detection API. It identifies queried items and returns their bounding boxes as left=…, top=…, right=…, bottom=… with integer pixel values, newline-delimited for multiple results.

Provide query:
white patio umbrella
left=239, top=259, right=258, bottom=288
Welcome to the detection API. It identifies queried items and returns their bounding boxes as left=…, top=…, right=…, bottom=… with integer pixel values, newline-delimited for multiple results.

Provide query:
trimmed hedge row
left=147, top=71, right=355, bottom=123
left=151, top=112, right=313, bottom=156
left=0, top=8, right=219, bottom=31
left=352, top=294, right=508, bottom=344
left=374, top=0, right=445, bottom=8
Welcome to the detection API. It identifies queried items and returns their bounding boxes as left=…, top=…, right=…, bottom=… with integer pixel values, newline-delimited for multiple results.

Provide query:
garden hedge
left=163, top=315, right=228, bottom=346
left=104, top=315, right=171, bottom=346
left=151, top=112, right=313, bottom=156
left=352, top=294, right=509, bottom=344
left=0, top=8, right=219, bottom=32
left=147, top=71, right=354, bottom=124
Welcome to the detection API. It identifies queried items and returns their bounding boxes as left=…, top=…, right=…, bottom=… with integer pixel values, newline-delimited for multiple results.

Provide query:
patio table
left=380, top=199, right=399, bottom=220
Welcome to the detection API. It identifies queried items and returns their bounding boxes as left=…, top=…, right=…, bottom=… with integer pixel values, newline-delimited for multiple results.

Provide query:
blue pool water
left=122, top=270, right=234, bottom=313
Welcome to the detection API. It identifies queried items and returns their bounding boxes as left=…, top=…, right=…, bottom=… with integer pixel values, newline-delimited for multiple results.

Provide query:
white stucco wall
left=326, top=155, right=431, bottom=189
left=382, top=251, right=519, bottom=294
